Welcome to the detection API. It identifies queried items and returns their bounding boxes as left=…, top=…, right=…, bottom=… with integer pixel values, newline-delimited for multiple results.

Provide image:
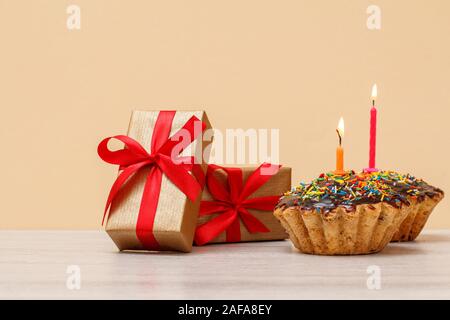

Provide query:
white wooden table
left=0, top=230, right=449, bottom=299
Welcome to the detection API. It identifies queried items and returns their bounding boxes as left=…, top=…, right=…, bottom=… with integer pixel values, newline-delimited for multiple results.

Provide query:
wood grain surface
left=0, top=230, right=449, bottom=299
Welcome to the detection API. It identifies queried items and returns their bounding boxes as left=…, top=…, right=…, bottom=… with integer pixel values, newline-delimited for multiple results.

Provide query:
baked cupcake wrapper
left=391, top=194, right=444, bottom=242
left=274, top=203, right=409, bottom=255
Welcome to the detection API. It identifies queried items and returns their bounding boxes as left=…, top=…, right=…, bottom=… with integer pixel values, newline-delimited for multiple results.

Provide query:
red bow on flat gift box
left=98, top=111, right=206, bottom=250
left=195, top=163, right=282, bottom=245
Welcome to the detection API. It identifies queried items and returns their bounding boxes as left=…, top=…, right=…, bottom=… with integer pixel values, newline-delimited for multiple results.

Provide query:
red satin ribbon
left=98, top=111, right=206, bottom=250
left=194, top=163, right=282, bottom=245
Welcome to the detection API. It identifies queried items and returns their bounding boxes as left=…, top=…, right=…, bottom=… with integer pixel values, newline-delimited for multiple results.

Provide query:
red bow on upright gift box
left=98, top=111, right=206, bottom=250
left=195, top=163, right=282, bottom=245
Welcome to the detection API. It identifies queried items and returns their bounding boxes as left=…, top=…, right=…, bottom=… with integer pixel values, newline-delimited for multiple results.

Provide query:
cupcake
left=372, top=171, right=444, bottom=242
left=274, top=171, right=417, bottom=255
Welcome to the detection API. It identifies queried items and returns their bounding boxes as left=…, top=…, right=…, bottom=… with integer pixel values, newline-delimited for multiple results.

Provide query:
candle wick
left=372, top=99, right=375, bottom=107
left=336, top=129, right=342, bottom=146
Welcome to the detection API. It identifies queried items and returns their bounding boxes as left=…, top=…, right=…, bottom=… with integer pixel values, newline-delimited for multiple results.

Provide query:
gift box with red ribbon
left=98, top=110, right=212, bottom=252
left=195, top=163, right=291, bottom=245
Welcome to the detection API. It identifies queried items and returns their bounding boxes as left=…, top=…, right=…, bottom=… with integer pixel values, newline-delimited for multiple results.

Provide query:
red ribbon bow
left=194, top=163, right=282, bottom=245
left=98, top=111, right=206, bottom=250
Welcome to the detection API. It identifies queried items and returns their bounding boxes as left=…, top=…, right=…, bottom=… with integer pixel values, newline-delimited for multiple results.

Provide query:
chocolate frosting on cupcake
left=277, top=170, right=443, bottom=214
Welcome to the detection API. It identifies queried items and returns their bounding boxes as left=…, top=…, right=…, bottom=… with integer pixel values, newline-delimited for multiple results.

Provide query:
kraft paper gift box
left=194, top=163, right=291, bottom=245
left=98, top=110, right=212, bottom=252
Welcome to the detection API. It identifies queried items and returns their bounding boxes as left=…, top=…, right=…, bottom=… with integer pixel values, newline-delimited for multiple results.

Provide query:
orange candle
left=335, top=117, right=345, bottom=174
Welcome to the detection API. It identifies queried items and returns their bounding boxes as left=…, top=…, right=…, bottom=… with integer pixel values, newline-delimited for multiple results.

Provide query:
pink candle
left=369, top=105, right=377, bottom=168
left=365, top=84, right=378, bottom=173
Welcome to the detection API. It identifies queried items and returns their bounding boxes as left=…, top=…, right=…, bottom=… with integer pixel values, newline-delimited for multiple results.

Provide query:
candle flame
left=337, top=117, right=345, bottom=138
left=371, top=84, right=378, bottom=100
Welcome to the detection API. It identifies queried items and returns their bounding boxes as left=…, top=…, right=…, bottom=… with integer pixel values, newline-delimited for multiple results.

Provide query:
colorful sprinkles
left=277, top=170, right=443, bottom=214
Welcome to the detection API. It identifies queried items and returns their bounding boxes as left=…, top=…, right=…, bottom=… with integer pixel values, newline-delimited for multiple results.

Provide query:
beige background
left=0, top=0, right=448, bottom=229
